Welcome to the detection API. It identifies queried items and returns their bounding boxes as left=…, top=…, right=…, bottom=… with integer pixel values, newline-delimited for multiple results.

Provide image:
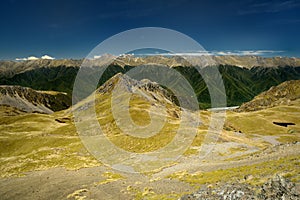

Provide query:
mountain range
left=0, top=55, right=299, bottom=199
left=1, top=55, right=300, bottom=76
left=1, top=55, right=300, bottom=108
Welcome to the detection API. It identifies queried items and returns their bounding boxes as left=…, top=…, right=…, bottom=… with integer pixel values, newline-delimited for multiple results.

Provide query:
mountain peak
left=97, top=73, right=176, bottom=105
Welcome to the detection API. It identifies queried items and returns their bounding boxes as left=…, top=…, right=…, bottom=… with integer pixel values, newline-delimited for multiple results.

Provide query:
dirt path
left=152, top=142, right=300, bottom=178
left=0, top=143, right=299, bottom=200
left=0, top=166, right=193, bottom=200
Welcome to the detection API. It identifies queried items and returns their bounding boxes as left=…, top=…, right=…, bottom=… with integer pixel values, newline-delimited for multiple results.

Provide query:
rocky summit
left=97, top=73, right=177, bottom=104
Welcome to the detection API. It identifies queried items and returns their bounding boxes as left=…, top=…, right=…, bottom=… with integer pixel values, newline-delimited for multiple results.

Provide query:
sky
left=1, top=0, right=300, bottom=60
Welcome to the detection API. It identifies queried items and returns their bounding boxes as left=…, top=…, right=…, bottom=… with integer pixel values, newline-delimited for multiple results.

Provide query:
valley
left=0, top=55, right=299, bottom=199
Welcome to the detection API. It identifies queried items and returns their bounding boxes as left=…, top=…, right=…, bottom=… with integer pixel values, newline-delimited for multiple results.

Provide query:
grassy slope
left=0, top=77, right=300, bottom=200
left=1, top=95, right=299, bottom=179
left=227, top=99, right=300, bottom=141
left=168, top=155, right=299, bottom=186
left=167, top=100, right=300, bottom=190
left=0, top=106, right=100, bottom=177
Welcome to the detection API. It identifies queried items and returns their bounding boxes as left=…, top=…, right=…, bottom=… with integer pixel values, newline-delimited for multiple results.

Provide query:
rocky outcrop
left=258, top=175, right=299, bottom=200
left=97, top=73, right=178, bottom=105
left=181, top=175, right=299, bottom=200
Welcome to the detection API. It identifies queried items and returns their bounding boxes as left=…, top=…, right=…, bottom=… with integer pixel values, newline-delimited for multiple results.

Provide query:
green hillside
left=1, top=64, right=300, bottom=108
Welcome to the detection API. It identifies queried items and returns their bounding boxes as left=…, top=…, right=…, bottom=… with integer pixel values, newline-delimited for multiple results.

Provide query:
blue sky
left=1, top=0, right=300, bottom=60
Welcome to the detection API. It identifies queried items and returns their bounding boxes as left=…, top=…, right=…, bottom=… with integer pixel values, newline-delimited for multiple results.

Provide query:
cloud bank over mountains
left=16, top=55, right=55, bottom=61
left=15, top=50, right=285, bottom=61
left=130, top=50, right=284, bottom=56
left=210, top=50, right=285, bottom=56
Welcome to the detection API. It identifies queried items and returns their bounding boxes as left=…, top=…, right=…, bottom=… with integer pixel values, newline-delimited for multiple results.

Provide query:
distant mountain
left=0, top=59, right=82, bottom=78
left=1, top=55, right=300, bottom=108
left=176, top=65, right=300, bottom=107
left=237, top=80, right=300, bottom=112
left=211, top=55, right=300, bottom=68
left=1, top=55, right=300, bottom=77
left=0, top=85, right=71, bottom=113
left=106, top=54, right=300, bottom=68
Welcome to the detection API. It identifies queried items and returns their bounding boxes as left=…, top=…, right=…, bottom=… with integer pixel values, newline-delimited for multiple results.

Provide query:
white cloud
left=92, top=54, right=117, bottom=60
left=124, top=52, right=214, bottom=56
left=27, top=56, right=39, bottom=60
left=217, top=51, right=231, bottom=55
left=213, top=50, right=284, bottom=56
left=41, top=55, right=55, bottom=60
left=125, top=50, right=283, bottom=57
left=15, top=58, right=28, bottom=61
left=16, top=55, right=55, bottom=61
left=93, top=55, right=101, bottom=59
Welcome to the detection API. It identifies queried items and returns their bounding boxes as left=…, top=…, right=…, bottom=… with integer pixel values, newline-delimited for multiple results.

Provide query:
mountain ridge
left=97, top=72, right=177, bottom=104
left=1, top=55, right=300, bottom=78
left=237, top=79, right=300, bottom=112
left=0, top=85, right=71, bottom=113
left=1, top=55, right=300, bottom=108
